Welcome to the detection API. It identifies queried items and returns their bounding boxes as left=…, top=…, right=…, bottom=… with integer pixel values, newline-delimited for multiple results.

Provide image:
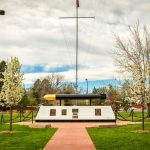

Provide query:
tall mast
left=59, top=0, right=95, bottom=102
left=76, top=0, right=79, bottom=93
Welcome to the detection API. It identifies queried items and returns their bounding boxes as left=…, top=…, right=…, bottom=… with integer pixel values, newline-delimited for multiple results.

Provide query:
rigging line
left=78, top=19, right=96, bottom=80
left=59, top=19, right=74, bottom=68
left=78, top=18, right=96, bottom=82
left=78, top=0, right=96, bottom=82
left=86, top=18, right=96, bottom=54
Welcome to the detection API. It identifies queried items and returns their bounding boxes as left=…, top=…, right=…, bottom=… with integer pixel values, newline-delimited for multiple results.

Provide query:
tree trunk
left=10, top=106, right=12, bottom=131
left=1, top=113, right=4, bottom=123
left=141, top=96, right=144, bottom=130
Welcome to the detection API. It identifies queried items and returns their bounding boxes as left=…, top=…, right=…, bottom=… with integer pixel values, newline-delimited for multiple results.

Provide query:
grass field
left=0, top=111, right=37, bottom=123
left=118, top=111, right=150, bottom=122
left=87, top=111, right=150, bottom=150
left=87, top=123, right=150, bottom=150
left=1, top=111, right=150, bottom=150
left=0, top=124, right=57, bottom=150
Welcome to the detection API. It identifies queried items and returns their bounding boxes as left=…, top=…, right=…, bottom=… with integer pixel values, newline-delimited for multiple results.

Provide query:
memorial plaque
left=61, top=109, right=67, bottom=115
left=95, top=108, right=101, bottom=116
left=72, top=115, right=78, bottom=118
left=72, top=109, right=78, bottom=113
left=50, top=109, right=56, bottom=116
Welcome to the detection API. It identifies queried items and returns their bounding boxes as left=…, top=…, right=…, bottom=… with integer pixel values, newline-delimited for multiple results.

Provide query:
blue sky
left=22, top=64, right=121, bottom=92
left=78, top=79, right=122, bottom=93
left=21, top=64, right=76, bottom=73
left=0, top=0, right=149, bottom=90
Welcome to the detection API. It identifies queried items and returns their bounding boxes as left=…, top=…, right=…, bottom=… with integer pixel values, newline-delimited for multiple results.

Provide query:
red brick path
left=43, top=123, right=96, bottom=150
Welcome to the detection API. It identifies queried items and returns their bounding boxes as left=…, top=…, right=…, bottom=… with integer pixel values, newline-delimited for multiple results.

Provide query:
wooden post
left=147, top=103, right=150, bottom=118
left=115, top=109, right=117, bottom=121
left=0, top=113, right=4, bottom=123
left=131, top=109, right=134, bottom=122
left=10, top=106, right=12, bottom=131
left=141, top=95, right=145, bottom=130
left=20, top=109, right=21, bottom=122
left=32, top=111, right=33, bottom=124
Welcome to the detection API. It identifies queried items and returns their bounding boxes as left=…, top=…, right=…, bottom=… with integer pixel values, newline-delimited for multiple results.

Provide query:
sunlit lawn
left=87, top=123, right=150, bottom=150
left=0, top=111, right=37, bottom=123
left=87, top=118, right=150, bottom=150
left=0, top=124, right=57, bottom=150
left=1, top=111, right=150, bottom=150
left=118, top=111, right=150, bottom=122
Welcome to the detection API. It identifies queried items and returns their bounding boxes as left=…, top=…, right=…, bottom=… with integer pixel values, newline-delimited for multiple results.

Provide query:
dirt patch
left=0, top=130, right=18, bottom=134
left=99, top=124, right=117, bottom=128
left=131, top=130, right=150, bottom=134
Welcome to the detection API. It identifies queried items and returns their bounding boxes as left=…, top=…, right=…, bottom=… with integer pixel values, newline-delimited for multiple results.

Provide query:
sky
left=0, top=0, right=150, bottom=91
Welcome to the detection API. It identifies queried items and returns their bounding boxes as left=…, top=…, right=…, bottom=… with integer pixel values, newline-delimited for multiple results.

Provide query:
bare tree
left=114, top=22, right=150, bottom=130
left=45, top=73, right=64, bottom=93
left=32, top=73, right=64, bottom=104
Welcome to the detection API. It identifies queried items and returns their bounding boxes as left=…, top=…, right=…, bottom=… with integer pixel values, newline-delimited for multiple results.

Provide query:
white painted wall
left=35, top=106, right=115, bottom=121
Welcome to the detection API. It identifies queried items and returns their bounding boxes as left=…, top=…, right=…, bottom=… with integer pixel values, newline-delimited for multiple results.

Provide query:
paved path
left=43, top=123, right=96, bottom=150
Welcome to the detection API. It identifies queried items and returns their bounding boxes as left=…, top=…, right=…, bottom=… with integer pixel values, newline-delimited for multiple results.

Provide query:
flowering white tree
left=0, top=57, right=24, bottom=131
left=114, top=23, right=150, bottom=130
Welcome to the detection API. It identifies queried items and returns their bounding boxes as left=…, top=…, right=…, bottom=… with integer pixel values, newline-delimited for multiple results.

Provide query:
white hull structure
left=35, top=106, right=116, bottom=122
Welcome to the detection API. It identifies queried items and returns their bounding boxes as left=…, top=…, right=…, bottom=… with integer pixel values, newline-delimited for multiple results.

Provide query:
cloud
left=23, top=64, right=116, bottom=85
left=0, top=0, right=150, bottom=84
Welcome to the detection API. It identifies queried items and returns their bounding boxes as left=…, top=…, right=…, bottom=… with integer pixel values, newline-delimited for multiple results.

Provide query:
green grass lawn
left=0, top=111, right=37, bottom=123
left=87, top=123, right=150, bottom=150
left=1, top=111, right=150, bottom=150
left=0, top=124, right=57, bottom=150
left=118, top=111, right=150, bottom=122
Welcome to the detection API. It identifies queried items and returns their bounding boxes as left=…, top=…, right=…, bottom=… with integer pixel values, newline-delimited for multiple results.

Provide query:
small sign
left=0, top=10, right=5, bottom=15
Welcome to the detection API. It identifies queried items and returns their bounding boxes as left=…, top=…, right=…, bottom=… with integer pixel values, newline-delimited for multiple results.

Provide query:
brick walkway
left=43, top=123, right=96, bottom=150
